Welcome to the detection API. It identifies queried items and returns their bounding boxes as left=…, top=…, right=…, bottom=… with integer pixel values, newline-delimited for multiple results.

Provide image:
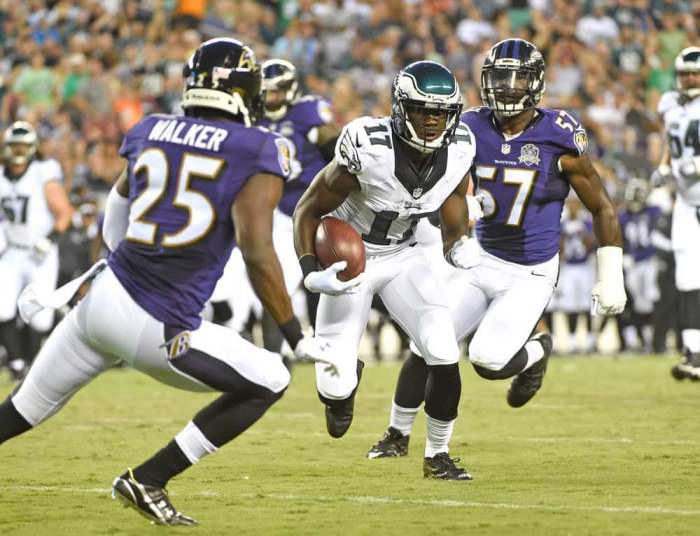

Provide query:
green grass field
left=1, top=355, right=699, bottom=535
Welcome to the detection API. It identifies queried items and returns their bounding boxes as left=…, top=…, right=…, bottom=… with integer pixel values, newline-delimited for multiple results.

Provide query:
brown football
left=315, top=217, right=366, bottom=281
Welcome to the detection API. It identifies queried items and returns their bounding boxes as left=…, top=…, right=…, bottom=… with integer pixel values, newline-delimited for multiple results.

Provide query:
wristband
left=299, top=254, right=319, bottom=278
left=279, top=317, right=303, bottom=349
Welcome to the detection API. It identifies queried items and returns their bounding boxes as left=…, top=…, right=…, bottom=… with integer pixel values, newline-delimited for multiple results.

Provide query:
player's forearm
left=591, top=204, right=623, bottom=248
left=243, top=248, right=295, bottom=325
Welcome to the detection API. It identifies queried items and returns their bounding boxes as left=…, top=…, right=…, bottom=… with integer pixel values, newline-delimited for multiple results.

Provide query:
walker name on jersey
left=147, top=119, right=229, bottom=152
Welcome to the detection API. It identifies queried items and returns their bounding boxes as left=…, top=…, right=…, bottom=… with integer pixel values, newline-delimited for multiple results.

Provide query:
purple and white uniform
left=619, top=206, right=662, bottom=313
left=11, top=113, right=293, bottom=427
left=110, top=114, right=291, bottom=330
left=557, top=213, right=595, bottom=314
left=444, top=106, right=590, bottom=371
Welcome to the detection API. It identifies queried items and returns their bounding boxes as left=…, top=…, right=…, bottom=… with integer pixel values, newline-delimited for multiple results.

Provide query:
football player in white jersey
left=0, top=121, right=73, bottom=378
left=367, top=39, right=626, bottom=462
left=294, top=61, right=477, bottom=480
left=654, top=46, right=700, bottom=380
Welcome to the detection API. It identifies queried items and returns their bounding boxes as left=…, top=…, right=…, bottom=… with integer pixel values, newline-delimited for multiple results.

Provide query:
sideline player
left=368, top=38, right=626, bottom=459
left=0, top=122, right=73, bottom=378
left=654, top=46, right=700, bottom=379
left=294, top=60, right=477, bottom=480
left=0, top=38, right=337, bottom=525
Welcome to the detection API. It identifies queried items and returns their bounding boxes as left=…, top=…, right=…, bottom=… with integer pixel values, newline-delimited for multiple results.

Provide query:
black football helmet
left=261, top=59, right=300, bottom=120
left=674, top=46, right=700, bottom=101
left=481, top=38, right=545, bottom=118
left=182, top=38, right=263, bottom=126
left=2, top=121, right=39, bottom=167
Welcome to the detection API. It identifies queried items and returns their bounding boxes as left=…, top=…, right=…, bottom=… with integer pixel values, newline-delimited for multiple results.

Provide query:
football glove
left=446, top=235, right=480, bottom=270
left=30, top=237, right=53, bottom=264
left=591, top=246, right=627, bottom=316
left=650, top=163, right=672, bottom=187
left=466, top=194, right=484, bottom=222
left=293, top=334, right=339, bottom=377
left=304, top=261, right=365, bottom=296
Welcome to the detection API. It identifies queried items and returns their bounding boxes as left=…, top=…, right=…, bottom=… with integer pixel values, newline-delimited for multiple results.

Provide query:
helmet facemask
left=481, top=66, right=543, bottom=119
left=391, top=62, right=463, bottom=153
left=262, top=60, right=300, bottom=121
left=2, top=122, right=38, bottom=168
left=675, top=47, right=700, bottom=101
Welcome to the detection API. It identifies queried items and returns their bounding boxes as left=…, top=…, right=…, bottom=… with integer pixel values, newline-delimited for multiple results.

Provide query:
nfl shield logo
left=501, top=143, right=511, bottom=155
left=412, top=188, right=422, bottom=199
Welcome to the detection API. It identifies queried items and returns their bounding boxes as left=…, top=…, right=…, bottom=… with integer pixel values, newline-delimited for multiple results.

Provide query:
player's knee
left=421, top=331, right=460, bottom=366
left=10, top=379, right=60, bottom=426
left=470, top=347, right=528, bottom=380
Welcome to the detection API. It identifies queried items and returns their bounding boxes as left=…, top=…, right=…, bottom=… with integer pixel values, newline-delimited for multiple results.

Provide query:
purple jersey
left=462, top=107, right=589, bottom=265
left=258, top=96, right=332, bottom=216
left=561, top=215, right=593, bottom=264
left=108, top=113, right=292, bottom=330
left=619, top=206, right=661, bottom=262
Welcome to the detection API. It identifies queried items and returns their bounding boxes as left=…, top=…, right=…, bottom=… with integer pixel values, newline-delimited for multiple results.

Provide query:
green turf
left=1, top=355, right=699, bottom=535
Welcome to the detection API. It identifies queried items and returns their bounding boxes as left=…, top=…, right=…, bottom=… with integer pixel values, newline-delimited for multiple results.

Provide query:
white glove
left=31, top=237, right=53, bottom=264
left=591, top=246, right=627, bottom=316
left=304, top=261, right=365, bottom=296
left=650, top=163, right=672, bottom=187
left=446, top=235, right=481, bottom=270
left=466, top=194, right=484, bottom=222
left=293, top=334, right=339, bottom=377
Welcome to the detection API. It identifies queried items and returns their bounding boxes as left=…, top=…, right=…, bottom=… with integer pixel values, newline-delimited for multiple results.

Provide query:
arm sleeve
left=102, top=186, right=130, bottom=252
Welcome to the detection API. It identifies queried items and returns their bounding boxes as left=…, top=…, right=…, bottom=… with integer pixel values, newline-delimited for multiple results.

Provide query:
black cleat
left=112, top=469, right=198, bottom=526
left=324, top=360, right=364, bottom=438
left=423, top=452, right=473, bottom=481
left=367, top=427, right=409, bottom=458
left=507, top=332, right=553, bottom=408
left=671, top=351, right=700, bottom=381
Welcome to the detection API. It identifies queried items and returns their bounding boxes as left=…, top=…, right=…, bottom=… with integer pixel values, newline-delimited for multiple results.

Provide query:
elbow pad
left=103, top=187, right=130, bottom=251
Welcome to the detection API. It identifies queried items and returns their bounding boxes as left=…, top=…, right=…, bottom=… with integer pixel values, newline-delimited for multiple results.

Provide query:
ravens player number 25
left=0, top=38, right=338, bottom=526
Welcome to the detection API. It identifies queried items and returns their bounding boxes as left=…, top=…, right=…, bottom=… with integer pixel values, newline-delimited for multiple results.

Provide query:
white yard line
left=2, top=485, right=699, bottom=516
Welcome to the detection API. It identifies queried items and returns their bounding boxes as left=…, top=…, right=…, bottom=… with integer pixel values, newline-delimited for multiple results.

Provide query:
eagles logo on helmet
left=390, top=61, right=463, bottom=153
left=182, top=38, right=263, bottom=126
left=674, top=46, right=700, bottom=102
left=2, top=121, right=39, bottom=169
left=481, top=38, right=546, bottom=118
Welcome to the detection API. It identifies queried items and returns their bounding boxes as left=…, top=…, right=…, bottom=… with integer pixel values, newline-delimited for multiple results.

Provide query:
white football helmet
left=675, top=46, right=700, bottom=101
left=3, top=121, right=39, bottom=167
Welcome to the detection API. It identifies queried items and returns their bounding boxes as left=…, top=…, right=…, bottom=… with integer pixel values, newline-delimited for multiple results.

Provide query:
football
left=315, top=216, right=366, bottom=281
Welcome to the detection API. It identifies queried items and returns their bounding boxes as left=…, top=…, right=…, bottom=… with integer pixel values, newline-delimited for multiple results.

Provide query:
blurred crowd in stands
left=1, top=0, right=697, bottom=355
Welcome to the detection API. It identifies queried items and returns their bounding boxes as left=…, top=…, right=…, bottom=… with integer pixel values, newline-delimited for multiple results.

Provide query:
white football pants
left=315, top=244, right=460, bottom=400
left=12, top=266, right=290, bottom=426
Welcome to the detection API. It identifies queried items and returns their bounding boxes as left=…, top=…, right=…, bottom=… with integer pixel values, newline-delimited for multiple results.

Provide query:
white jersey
left=658, top=91, right=700, bottom=205
left=333, top=116, right=476, bottom=256
left=0, top=158, right=62, bottom=247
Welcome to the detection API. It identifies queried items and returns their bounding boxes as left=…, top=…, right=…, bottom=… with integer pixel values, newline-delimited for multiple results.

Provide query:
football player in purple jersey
left=368, top=38, right=626, bottom=463
left=0, top=38, right=339, bottom=525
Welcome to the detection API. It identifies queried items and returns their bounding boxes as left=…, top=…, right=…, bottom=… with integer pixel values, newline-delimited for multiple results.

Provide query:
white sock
left=524, top=339, right=545, bottom=370
left=682, top=329, right=700, bottom=353
left=389, top=402, right=419, bottom=436
left=174, top=421, right=218, bottom=464
left=424, top=415, right=454, bottom=458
